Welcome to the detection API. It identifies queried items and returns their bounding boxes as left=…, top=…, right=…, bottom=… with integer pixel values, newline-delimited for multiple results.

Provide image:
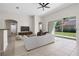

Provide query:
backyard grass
left=55, top=32, right=76, bottom=37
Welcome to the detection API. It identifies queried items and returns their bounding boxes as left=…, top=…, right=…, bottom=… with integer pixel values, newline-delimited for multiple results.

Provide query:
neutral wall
left=0, top=17, right=5, bottom=29
left=0, top=12, right=34, bottom=32
left=34, top=16, right=41, bottom=34
left=42, top=4, right=79, bottom=55
left=42, top=4, right=79, bottom=32
left=0, top=11, right=42, bottom=34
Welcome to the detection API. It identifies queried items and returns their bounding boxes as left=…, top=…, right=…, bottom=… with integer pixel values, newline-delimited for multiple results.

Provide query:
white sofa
left=23, top=34, right=55, bottom=51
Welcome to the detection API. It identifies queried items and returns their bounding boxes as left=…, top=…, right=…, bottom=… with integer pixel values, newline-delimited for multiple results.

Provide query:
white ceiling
left=0, top=3, right=72, bottom=16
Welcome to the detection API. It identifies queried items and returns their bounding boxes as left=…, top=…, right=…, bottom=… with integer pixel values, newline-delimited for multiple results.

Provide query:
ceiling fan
left=38, top=3, right=50, bottom=11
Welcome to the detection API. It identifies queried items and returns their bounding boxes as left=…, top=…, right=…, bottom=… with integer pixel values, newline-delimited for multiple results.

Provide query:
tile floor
left=15, top=37, right=77, bottom=56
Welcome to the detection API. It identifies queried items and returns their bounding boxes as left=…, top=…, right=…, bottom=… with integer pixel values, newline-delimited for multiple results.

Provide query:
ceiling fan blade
left=39, top=3, right=43, bottom=7
left=45, top=6, right=50, bottom=8
left=44, top=3, right=49, bottom=6
left=37, top=7, right=42, bottom=9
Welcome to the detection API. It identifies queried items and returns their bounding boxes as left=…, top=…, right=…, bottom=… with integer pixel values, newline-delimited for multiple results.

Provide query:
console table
left=18, top=31, right=33, bottom=36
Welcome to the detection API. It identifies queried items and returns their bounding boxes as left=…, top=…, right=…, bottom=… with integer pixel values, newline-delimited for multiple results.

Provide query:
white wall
left=42, top=4, right=79, bottom=55
left=0, top=12, right=34, bottom=32
left=3, top=30, right=8, bottom=52
left=0, top=17, right=5, bottom=29
left=34, top=16, right=41, bottom=34
left=0, top=10, right=42, bottom=34
left=42, top=4, right=79, bottom=32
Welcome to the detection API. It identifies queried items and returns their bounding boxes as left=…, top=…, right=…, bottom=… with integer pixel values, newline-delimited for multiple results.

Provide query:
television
left=21, top=26, right=30, bottom=31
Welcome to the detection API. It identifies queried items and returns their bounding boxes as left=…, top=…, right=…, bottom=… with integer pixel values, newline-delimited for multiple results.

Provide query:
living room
left=0, top=3, right=79, bottom=56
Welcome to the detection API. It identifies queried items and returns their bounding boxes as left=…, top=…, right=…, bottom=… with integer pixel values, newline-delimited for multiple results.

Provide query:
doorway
left=4, top=20, right=17, bottom=56
left=48, top=16, right=76, bottom=40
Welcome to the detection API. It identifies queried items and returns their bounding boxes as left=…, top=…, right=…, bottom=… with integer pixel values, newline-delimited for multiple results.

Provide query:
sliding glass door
left=48, top=21, right=57, bottom=35
left=48, top=16, right=76, bottom=39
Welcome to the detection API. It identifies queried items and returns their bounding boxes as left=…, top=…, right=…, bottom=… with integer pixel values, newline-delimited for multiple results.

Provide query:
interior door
left=10, top=23, right=17, bottom=35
